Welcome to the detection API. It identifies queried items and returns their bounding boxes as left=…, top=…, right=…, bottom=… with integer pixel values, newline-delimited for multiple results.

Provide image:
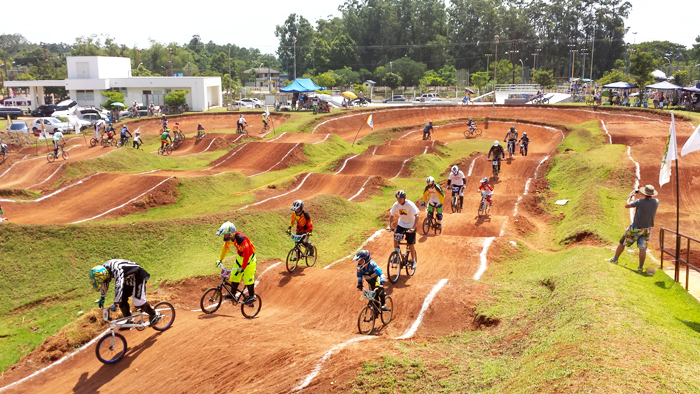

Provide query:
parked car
left=78, top=113, right=103, bottom=125
left=383, top=95, right=406, bottom=103
left=0, top=105, right=24, bottom=120
left=415, top=93, right=440, bottom=102
left=31, top=104, right=59, bottom=117
left=52, top=99, right=78, bottom=118
left=31, top=117, right=72, bottom=136
left=119, top=105, right=148, bottom=118
left=76, top=107, right=110, bottom=121
left=239, top=98, right=263, bottom=108
left=8, top=121, right=29, bottom=133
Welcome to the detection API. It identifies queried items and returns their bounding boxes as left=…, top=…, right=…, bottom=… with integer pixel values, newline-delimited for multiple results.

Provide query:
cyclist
left=504, top=126, right=518, bottom=157
left=478, top=177, right=494, bottom=210
left=90, top=260, right=159, bottom=328
left=447, top=165, right=466, bottom=210
left=354, top=250, right=388, bottom=310
left=120, top=125, right=132, bottom=146
left=419, top=176, right=445, bottom=227
left=487, top=141, right=505, bottom=173
left=423, top=120, right=434, bottom=140
left=93, top=119, right=106, bottom=141
left=237, top=115, right=248, bottom=133
left=518, top=132, right=530, bottom=156
left=196, top=123, right=205, bottom=138
left=261, top=113, right=269, bottom=130
left=467, top=118, right=476, bottom=130
left=133, top=130, right=142, bottom=150
left=149, top=102, right=155, bottom=116
left=132, top=101, right=139, bottom=118
left=52, top=128, right=65, bottom=157
left=160, top=128, right=173, bottom=151
left=172, top=122, right=183, bottom=141
left=160, top=115, right=168, bottom=130
left=287, top=199, right=314, bottom=257
left=388, top=190, right=419, bottom=269
left=0, top=135, right=7, bottom=156
left=215, top=221, right=257, bottom=304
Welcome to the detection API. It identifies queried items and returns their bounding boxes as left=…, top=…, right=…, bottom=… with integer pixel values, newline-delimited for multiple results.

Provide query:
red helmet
left=429, top=120, right=433, bottom=124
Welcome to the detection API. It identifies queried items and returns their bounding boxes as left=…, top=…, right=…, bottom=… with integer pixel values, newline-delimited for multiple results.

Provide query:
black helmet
left=510, top=126, right=516, bottom=132
left=395, top=190, right=406, bottom=199
left=353, top=250, right=371, bottom=269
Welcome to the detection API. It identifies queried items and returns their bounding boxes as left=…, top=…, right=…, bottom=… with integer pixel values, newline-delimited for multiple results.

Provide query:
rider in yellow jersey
left=172, top=122, right=183, bottom=140
left=287, top=200, right=315, bottom=257
left=419, top=176, right=445, bottom=226
left=216, top=221, right=258, bottom=303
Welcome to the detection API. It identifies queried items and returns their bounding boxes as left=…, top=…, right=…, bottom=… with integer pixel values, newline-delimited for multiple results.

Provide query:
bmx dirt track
left=1, top=107, right=696, bottom=393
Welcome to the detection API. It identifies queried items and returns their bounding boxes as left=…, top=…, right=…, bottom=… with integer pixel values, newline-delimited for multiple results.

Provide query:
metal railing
left=659, top=227, right=700, bottom=290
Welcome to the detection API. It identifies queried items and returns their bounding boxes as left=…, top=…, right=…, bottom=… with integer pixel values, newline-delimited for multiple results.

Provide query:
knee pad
left=437, top=214, right=443, bottom=220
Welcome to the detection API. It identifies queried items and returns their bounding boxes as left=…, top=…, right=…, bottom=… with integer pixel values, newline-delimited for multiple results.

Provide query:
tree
left=470, top=71, right=490, bottom=91
left=419, top=70, right=445, bottom=87
left=132, top=64, right=156, bottom=77
left=673, top=70, right=689, bottom=87
left=312, top=72, right=336, bottom=88
left=384, top=72, right=402, bottom=89
left=595, top=69, right=633, bottom=87
left=630, top=52, right=655, bottom=88
left=389, top=58, right=427, bottom=86
left=16, top=72, right=35, bottom=81
left=275, top=14, right=315, bottom=78
left=438, top=64, right=457, bottom=86
left=101, top=91, right=124, bottom=110
left=330, top=67, right=360, bottom=88
left=532, top=69, right=555, bottom=88
left=164, top=90, right=189, bottom=108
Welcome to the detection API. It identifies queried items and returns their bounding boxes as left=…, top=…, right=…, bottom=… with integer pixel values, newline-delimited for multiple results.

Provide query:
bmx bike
left=450, top=185, right=464, bottom=213
left=463, top=125, right=482, bottom=138
left=421, top=202, right=443, bottom=235
left=478, top=194, right=492, bottom=217
left=285, top=232, right=317, bottom=273
left=200, top=266, right=262, bottom=318
left=47, top=145, right=69, bottom=163
left=357, top=287, right=393, bottom=335
left=386, top=229, right=416, bottom=284
left=158, top=142, right=172, bottom=156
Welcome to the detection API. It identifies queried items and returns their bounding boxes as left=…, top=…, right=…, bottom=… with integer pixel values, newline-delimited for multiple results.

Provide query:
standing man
left=387, top=190, right=420, bottom=269
left=607, top=185, right=659, bottom=272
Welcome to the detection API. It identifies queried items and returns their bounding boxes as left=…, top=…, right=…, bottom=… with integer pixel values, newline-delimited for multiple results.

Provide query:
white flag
left=681, top=123, right=700, bottom=156
left=659, top=111, right=678, bottom=187
left=264, top=106, right=270, bottom=118
left=366, top=114, right=374, bottom=131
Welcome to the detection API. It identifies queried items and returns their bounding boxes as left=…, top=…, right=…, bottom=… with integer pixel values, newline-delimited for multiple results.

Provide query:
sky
left=1, top=0, right=697, bottom=54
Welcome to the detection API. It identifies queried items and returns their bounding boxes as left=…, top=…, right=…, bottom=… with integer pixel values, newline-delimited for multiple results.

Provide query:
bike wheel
left=451, top=195, right=458, bottom=213
left=165, top=146, right=172, bottom=155
left=95, top=332, right=127, bottom=364
left=478, top=201, right=485, bottom=217
left=435, top=221, right=442, bottom=235
left=475, top=128, right=482, bottom=136
left=90, top=138, right=98, bottom=147
left=357, top=305, right=376, bottom=335
left=151, top=302, right=175, bottom=331
left=200, top=288, right=223, bottom=314
left=463, top=130, right=470, bottom=139
left=405, top=253, right=416, bottom=276
left=422, top=217, right=431, bottom=235
left=286, top=248, right=300, bottom=273
left=61, top=150, right=69, bottom=160
left=380, top=296, right=394, bottom=325
left=304, top=245, right=317, bottom=267
left=241, top=294, right=262, bottom=319
left=47, top=152, right=55, bottom=163
left=542, top=98, right=549, bottom=104
left=387, top=252, right=401, bottom=284
left=117, top=140, right=123, bottom=148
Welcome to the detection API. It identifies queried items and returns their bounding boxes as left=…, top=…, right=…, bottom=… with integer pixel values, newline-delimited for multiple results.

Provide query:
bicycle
left=95, top=302, right=175, bottom=364
left=422, top=131, right=432, bottom=141
left=101, top=135, right=117, bottom=148
left=47, top=145, right=69, bottom=163
left=200, top=266, right=262, bottom=318
left=158, top=143, right=172, bottom=156
left=262, top=122, right=269, bottom=132
left=116, top=136, right=131, bottom=148
left=519, top=142, right=528, bottom=156
left=463, top=125, right=482, bottom=138
left=237, top=125, right=248, bottom=134
left=421, top=202, right=443, bottom=235
left=285, top=232, right=317, bottom=273
left=171, top=136, right=183, bottom=150
left=490, top=159, right=501, bottom=177
left=386, top=229, right=416, bottom=284
left=478, top=193, right=492, bottom=217
left=585, top=95, right=596, bottom=106
left=450, top=185, right=464, bottom=213
left=0, top=145, right=8, bottom=164
left=196, top=131, right=207, bottom=139
left=357, top=287, right=393, bottom=335
left=506, top=140, right=516, bottom=159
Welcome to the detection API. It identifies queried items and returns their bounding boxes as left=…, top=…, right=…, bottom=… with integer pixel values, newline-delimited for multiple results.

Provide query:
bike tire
left=478, top=201, right=485, bottom=217
left=62, top=150, right=69, bottom=160
left=151, top=302, right=175, bottom=331
left=451, top=195, right=458, bottom=213
left=542, top=98, right=549, bottom=104
left=434, top=222, right=442, bottom=235
left=463, top=130, right=470, bottom=139
left=241, top=294, right=262, bottom=319
left=165, top=146, right=172, bottom=155
left=380, top=296, right=393, bottom=325
left=90, top=138, right=98, bottom=147
left=387, top=251, right=401, bottom=284
left=357, top=305, right=376, bottom=335
left=475, top=128, right=482, bottom=136
left=286, top=248, right=300, bottom=273
left=405, top=256, right=416, bottom=276
left=305, top=245, right=317, bottom=267
left=200, top=288, right=223, bottom=314
left=422, top=217, right=431, bottom=235
left=95, top=332, right=127, bottom=364
left=46, top=152, right=55, bottom=163
left=101, top=139, right=109, bottom=147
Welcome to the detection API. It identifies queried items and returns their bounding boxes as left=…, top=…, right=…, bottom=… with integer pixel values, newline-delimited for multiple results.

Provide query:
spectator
left=607, top=185, right=659, bottom=273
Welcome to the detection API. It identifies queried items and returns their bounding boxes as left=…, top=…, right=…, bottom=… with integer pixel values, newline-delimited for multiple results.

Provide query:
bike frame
left=215, top=269, right=247, bottom=303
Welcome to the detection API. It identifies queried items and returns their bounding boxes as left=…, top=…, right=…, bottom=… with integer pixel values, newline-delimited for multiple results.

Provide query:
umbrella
left=464, top=88, right=475, bottom=94
left=342, top=91, right=357, bottom=99
left=646, top=81, right=681, bottom=90
left=110, top=102, right=126, bottom=108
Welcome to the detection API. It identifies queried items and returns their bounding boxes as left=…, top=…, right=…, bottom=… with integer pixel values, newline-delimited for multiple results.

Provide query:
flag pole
left=674, top=155, right=680, bottom=282
left=351, top=122, right=365, bottom=147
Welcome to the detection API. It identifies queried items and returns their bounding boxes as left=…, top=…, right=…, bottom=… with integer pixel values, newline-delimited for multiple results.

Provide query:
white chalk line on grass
left=311, top=112, right=362, bottom=134
left=348, top=176, right=375, bottom=201
left=26, top=163, right=65, bottom=189
left=601, top=120, right=612, bottom=145
left=324, top=229, right=385, bottom=269
left=371, top=146, right=378, bottom=155
left=397, top=130, right=419, bottom=140
left=335, top=154, right=359, bottom=175
left=249, top=143, right=300, bottom=177
left=423, top=146, right=428, bottom=154
left=0, top=327, right=112, bottom=393
left=0, top=173, right=102, bottom=203
left=396, top=278, right=449, bottom=340
left=238, top=173, right=314, bottom=210
left=626, top=146, right=641, bottom=223
left=293, top=336, right=377, bottom=392
left=533, top=155, right=550, bottom=179
left=70, top=177, right=174, bottom=224
left=467, top=155, right=483, bottom=176
left=512, top=178, right=532, bottom=216
left=312, top=134, right=331, bottom=145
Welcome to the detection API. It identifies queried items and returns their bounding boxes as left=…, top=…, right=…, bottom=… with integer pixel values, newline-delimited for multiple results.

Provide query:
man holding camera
left=607, top=185, right=659, bottom=272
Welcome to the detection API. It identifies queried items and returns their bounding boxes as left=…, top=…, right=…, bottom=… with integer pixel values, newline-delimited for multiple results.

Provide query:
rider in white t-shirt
left=388, top=190, right=419, bottom=269
left=94, top=119, right=106, bottom=140
left=447, top=165, right=467, bottom=210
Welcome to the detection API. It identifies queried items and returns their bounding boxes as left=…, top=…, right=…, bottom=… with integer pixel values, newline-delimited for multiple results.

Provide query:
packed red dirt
left=0, top=107, right=696, bottom=393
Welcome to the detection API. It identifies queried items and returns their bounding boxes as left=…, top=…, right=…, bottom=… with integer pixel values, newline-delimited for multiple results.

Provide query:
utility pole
left=494, top=35, right=499, bottom=85
left=485, top=53, right=492, bottom=77
left=570, top=49, right=578, bottom=82
left=532, top=49, right=540, bottom=71
left=581, top=50, right=587, bottom=79
left=169, top=48, right=173, bottom=76
left=590, top=25, right=596, bottom=81
left=292, top=36, right=297, bottom=80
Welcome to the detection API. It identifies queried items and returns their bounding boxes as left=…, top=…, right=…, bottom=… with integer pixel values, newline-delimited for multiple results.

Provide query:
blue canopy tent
left=280, top=78, right=326, bottom=93
left=602, top=81, right=638, bottom=89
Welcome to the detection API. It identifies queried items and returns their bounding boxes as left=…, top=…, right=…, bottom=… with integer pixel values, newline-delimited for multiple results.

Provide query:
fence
left=659, top=227, right=700, bottom=291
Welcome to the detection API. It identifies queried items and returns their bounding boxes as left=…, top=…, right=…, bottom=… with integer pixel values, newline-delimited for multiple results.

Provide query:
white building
left=5, top=56, right=222, bottom=111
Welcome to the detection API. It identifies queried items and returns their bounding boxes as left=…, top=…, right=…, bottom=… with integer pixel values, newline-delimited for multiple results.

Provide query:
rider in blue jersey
left=354, top=250, right=388, bottom=310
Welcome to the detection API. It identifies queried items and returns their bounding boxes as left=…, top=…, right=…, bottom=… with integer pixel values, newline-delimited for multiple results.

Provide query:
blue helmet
left=216, top=221, right=236, bottom=236
left=353, top=250, right=371, bottom=270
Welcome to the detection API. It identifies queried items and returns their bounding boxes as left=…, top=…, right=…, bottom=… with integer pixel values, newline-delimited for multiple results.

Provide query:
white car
left=239, top=98, right=262, bottom=108
left=51, top=99, right=79, bottom=118
left=31, top=117, right=72, bottom=136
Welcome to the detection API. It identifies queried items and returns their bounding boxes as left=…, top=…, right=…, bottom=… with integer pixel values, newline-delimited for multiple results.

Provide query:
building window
left=77, top=90, right=95, bottom=101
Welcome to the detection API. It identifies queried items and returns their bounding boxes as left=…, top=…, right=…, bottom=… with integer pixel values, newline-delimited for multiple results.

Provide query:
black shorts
left=395, top=225, right=416, bottom=245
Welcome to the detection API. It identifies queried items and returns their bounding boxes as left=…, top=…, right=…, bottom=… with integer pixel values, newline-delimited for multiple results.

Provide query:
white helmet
left=426, top=176, right=435, bottom=185
left=55, top=128, right=64, bottom=133
left=215, top=221, right=236, bottom=236
left=523, top=132, right=527, bottom=136
left=480, top=177, right=488, bottom=183
left=451, top=165, right=459, bottom=175
left=493, top=141, right=499, bottom=147
left=291, top=200, right=304, bottom=211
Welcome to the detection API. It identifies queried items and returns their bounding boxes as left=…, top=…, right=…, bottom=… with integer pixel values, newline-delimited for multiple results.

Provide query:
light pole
left=664, top=57, right=671, bottom=80
left=696, top=64, right=700, bottom=84
left=292, top=36, right=297, bottom=80
left=485, top=53, right=492, bottom=78
left=532, top=49, right=541, bottom=71
left=570, top=49, right=578, bottom=82
left=581, top=50, right=587, bottom=79
left=389, top=61, right=393, bottom=72
left=168, top=48, right=172, bottom=76
left=518, top=59, right=524, bottom=84
left=494, top=35, right=499, bottom=85
left=633, top=32, right=637, bottom=45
